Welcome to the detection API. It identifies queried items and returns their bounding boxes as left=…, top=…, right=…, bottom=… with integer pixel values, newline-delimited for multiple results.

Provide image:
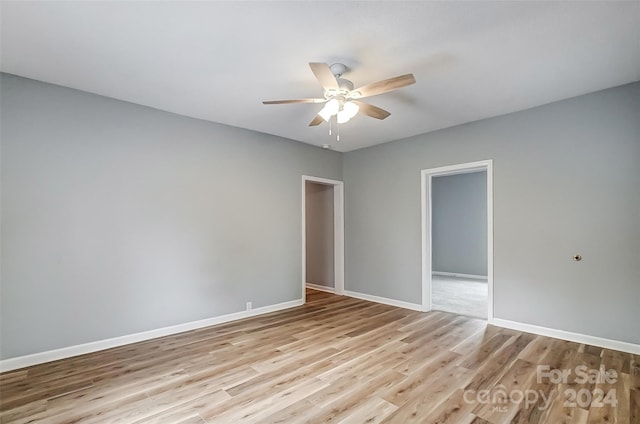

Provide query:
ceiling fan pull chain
left=337, top=119, right=340, bottom=142
left=329, top=117, right=332, bottom=136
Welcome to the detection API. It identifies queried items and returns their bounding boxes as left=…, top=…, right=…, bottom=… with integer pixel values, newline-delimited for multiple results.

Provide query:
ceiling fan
left=263, top=63, right=416, bottom=127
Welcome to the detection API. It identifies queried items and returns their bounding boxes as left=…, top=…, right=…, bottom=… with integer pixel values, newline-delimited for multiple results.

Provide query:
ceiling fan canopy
left=263, top=62, right=416, bottom=127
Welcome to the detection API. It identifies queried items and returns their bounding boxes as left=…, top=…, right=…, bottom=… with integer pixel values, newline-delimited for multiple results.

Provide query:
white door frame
left=420, top=160, right=494, bottom=322
left=302, top=175, right=345, bottom=302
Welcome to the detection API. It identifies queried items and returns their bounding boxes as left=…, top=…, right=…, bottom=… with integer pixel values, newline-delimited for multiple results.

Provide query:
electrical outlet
left=246, top=301, right=252, bottom=311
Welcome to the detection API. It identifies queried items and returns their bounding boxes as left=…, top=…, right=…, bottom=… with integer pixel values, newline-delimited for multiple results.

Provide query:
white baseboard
left=492, top=318, right=640, bottom=355
left=432, top=271, right=488, bottom=280
left=0, top=299, right=304, bottom=373
left=306, top=283, right=335, bottom=293
left=343, top=290, right=423, bottom=312
left=341, top=290, right=639, bottom=355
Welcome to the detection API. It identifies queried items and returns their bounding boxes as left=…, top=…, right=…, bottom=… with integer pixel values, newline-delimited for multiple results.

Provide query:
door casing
left=302, top=175, right=345, bottom=302
left=421, top=160, right=494, bottom=321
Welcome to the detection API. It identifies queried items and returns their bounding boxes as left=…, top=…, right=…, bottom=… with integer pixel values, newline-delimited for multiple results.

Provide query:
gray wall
left=344, top=82, right=640, bottom=344
left=2, top=72, right=639, bottom=360
left=432, top=171, right=487, bottom=276
left=0, top=73, right=342, bottom=359
left=305, top=182, right=334, bottom=288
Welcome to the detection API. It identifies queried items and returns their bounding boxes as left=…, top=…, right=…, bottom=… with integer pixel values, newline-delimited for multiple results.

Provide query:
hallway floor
left=432, top=274, right=488, bottom=319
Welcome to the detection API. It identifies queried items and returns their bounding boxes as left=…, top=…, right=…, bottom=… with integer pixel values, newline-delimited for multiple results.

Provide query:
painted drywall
left=432, top=171, right=487, bottom=276
left=305, top=182, right=334, bottom=288
left=344, top=82, right=640, bottom=344
left=0, top=73, right=342, bottom=359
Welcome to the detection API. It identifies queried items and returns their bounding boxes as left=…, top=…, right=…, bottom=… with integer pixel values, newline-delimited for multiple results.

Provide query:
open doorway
left=421, top=160, right=493, bottom=321
left=302, top=176, right=344, bottom=303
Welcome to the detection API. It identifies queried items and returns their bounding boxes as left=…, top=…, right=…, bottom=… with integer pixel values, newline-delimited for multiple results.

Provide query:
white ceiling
left=2, top=1, right=639, bottom=152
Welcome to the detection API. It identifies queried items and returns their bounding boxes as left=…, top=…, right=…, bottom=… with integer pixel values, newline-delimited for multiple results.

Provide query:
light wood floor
left=0, top=289, right=637, bottom=423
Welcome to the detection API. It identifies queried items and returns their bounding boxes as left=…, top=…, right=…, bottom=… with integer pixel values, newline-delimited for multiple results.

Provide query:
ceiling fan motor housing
left=337, top=78, right=354, bottom=91
left=324, top=78, right=354, bottom=100
left=329, top=63, right=347, bottom=77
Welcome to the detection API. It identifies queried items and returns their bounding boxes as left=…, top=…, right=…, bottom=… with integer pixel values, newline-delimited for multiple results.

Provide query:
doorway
left=421, top=160, right=493, bottom=321
left=302, top=176, right=344, bottom=303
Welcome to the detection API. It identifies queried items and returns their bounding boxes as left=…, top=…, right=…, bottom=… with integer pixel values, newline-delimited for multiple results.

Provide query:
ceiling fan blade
left=309, top=62, right=339, bottom=90
left=263, top=98, right=325, bottom=105
left=352, top=101, right=391, bottom=120
left=309, top=115, right=325, bottom=126
left=351, top=73, right=416, bottom=98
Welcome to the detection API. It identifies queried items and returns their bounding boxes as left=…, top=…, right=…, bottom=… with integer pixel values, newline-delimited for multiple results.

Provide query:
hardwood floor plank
left=386, top=350, right=461, bottom=405
left=472, top=358, right=538, bottom=423
left=0, top=400, right=47, bottom=424
left=335, top=396, right=397, bottom=424
left=302, top=370, right=405, bottom=423
left=509, top=373, right=556, bottom=424
left=395, top=321, right=484, bottom=376
left=418, top=388, right=477, bottom=424
left=630, top=388, right=640, bottom=423
left=226, top=347, right=339, bottom=396
left=450, top=325, right=504, bottom=356
left=132, top=387, right=230, bottom=424
left=316, top=340, right=406, bottom=385
left=253, top=399, right=315, bottom=424
left=380, top=365, right=475, bottom=423
left=628, top=355, right=639, bottom=386
left=205, top=377, right=328, bottom=423
left=458, top=333, right=513, bottom=369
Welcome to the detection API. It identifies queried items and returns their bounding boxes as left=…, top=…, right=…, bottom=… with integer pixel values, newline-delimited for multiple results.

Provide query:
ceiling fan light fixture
left=337, top=101, right=359, bottom=124
left=336, top=110, right=350, bottom=124
left=318, top=98, right=340, bottom=121
left=318, top=108, right=332, bottom=122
